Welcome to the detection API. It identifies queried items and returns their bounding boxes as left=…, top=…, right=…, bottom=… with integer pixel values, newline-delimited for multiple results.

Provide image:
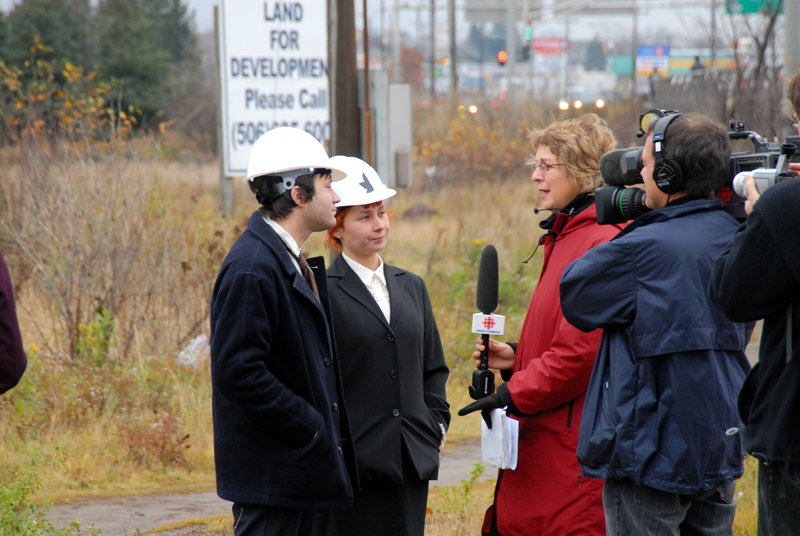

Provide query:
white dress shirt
left=262, top=215, right=302, bottom=274
left=341, top=253, right=391, bottom=323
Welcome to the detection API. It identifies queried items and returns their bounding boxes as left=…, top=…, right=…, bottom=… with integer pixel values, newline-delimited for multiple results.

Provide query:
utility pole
left=505, top=0, right=516, bottom=96
left=363, top=0, right=372, bottom=164
left=631, top=5, right=638, bottom=99
left=393, top=0, right=401, bottom=81
left=785, top=0, right=800, bottom=77
left=562, top=15, right=569, bottom=99
left=479, top=24, right=485, bottom=95
left=416, top=4, right=422, bottom=51
left=448, top=0, right=456, bottom=108
left=330, top=0, right=360, bottom=157
left=430, top=0, right=435, bottom=104
left=523, top=0, right=530, bottom=92
left=710, top=0, right=716, bottom=69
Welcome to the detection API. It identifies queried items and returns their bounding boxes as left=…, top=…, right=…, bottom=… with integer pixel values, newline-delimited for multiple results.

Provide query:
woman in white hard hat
left=323, top=157, right=450, bottom=536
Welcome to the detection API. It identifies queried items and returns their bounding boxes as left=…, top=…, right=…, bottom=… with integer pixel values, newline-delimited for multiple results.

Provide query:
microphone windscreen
left=476, top=245, right=499, bottom=314
left=600, top=147, right=644, bottom=186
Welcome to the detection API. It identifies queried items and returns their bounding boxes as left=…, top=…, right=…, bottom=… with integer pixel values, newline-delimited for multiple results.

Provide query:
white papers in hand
left=480, top=408, right=519, bottom=470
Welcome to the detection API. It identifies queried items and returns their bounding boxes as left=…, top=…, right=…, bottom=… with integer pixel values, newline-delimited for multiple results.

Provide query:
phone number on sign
left=231, top=120, right=330, bottom=147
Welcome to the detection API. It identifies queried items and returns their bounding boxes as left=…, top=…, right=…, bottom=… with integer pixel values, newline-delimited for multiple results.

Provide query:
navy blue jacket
left=210, top=211, right=357, bottom=508
left=560, top=198, right=752, bottom=494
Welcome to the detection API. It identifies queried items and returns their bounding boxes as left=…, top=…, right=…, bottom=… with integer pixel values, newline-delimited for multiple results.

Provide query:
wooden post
left=329, top=0, right=361, bottom=157
left=363, top=0, right=372, bottom=164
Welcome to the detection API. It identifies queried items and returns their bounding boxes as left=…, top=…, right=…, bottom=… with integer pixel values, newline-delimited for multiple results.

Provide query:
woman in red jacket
left=460, top=114, right=622, bottom=535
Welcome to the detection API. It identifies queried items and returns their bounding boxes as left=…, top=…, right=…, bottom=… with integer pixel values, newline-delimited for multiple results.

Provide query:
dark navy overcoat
left=210, top=211, right=357, bottom=508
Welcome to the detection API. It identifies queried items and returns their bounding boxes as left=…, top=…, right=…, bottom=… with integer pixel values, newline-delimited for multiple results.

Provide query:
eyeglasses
left=532, top=162, right=566, bottom=173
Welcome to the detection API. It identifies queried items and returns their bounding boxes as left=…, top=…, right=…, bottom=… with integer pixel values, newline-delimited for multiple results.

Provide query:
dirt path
left=47, top=438, right=489, bottom=535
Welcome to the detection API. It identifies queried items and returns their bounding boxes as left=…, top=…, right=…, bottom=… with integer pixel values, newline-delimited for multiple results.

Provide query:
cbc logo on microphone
left=473, top=313, right=505, bottom=335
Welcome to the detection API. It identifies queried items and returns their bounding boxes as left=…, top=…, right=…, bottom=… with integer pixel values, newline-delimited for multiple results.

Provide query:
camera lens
left=617, top=188, right=649, bottom=220
left=595, top=186, right=651, bottom=225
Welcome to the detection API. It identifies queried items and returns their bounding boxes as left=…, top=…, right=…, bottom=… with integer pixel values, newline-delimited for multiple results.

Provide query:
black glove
left=458, top=382, right=519, bottom=429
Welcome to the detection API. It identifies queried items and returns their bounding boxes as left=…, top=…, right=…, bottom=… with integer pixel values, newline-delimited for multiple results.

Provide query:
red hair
left=324, top=202, right=394, bottom=251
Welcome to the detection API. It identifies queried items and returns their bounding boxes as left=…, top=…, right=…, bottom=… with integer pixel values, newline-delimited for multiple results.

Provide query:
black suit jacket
left=328, top=254, right=450, bottom=484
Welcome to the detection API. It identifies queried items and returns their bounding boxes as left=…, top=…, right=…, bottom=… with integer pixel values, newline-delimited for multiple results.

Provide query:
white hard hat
left=243, top=127, right=346, bottom=184
left=330, top=156, right=397, bottom=208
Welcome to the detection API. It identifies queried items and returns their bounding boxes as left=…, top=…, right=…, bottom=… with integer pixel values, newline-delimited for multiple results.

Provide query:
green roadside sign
left=725, top=0, right=783, bottom=15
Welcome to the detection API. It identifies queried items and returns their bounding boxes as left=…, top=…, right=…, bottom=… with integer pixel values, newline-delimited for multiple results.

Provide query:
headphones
left=651, top=113, right=684, bottom=194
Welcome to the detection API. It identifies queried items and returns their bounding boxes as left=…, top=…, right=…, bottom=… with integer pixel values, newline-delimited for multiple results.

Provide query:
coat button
left=390, top=370, right=398, bottom=379
left=333, top=403, right=338, bottom=412
left=338, top=446, right=343, bottom=456
left=392, top=409, right=400, bottom=417
left=323, top=358, right=331, bottom=367
left=387, top=334, right=395, bottom=342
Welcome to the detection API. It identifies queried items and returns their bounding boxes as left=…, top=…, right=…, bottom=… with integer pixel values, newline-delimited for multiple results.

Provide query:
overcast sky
left=0, top=0, right=712, bottom=48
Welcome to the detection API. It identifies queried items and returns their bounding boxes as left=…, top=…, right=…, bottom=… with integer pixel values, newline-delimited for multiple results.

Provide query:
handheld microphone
left=599, top=147, right=644, bottom=186
left=476, top=245, right=498, bottom=315
left=470, top=245, right=505, bottom=400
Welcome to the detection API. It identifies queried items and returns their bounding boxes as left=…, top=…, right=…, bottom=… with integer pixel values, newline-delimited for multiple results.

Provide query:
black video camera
left=595, top=110, right=800, bottom=225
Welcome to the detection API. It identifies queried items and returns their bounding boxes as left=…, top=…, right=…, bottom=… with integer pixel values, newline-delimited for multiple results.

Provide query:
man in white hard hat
left=210, top=127, right=358, bottom=536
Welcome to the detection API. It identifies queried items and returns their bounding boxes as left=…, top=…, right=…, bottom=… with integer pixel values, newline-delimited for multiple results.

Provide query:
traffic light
left=525, top=25, right=532, bottom=41
left=498, top=50, right=508, bottom=66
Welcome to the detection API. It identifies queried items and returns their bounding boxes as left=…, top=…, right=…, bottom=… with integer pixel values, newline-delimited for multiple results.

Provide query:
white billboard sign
left=218, top=0, right=330, bottom=176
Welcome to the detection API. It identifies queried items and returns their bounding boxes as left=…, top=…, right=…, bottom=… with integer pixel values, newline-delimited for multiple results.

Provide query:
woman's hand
left=472, top=336, right=515, bottom=370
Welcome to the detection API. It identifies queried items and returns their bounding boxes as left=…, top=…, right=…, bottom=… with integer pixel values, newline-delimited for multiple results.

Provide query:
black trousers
left=324, top=448, right=429, bottom=536
left=232, top=503, right=325, bottom=536
left=758, top=459, right=800, bottom=536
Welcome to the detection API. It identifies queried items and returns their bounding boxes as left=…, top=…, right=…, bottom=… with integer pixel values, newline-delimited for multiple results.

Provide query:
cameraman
left=560, top=113, right=752, bottom=536
left=708, top=73, right=800, bottom=536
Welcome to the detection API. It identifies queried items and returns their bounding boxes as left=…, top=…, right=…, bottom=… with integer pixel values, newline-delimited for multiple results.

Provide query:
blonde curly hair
left=527, top=114, right=617, bottom=194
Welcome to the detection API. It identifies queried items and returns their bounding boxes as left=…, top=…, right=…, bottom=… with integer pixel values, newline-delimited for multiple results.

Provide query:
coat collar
left=615, top=197, right=724, bottom=240
left=245, top=210, right=325, bottom=311
left=328, top=254, right=406, bottom=330
left=539, top=195, right=618, bottom=239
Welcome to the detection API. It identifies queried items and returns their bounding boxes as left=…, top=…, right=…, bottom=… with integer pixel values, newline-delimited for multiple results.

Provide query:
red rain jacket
left=483, top=202, right=622, bottom=536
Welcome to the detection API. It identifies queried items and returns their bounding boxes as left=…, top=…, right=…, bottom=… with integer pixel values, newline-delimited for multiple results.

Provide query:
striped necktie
left=283, top=244, right=320, bottom=304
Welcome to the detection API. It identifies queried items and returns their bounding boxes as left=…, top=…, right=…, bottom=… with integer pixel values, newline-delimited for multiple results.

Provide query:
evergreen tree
left=2, top=0, right=94, bottom=70
left=96, top=0, right=197, bottom=119
left=0, top=11, right=8, bottom=62
left=1, top=0, right=201, bottom=130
